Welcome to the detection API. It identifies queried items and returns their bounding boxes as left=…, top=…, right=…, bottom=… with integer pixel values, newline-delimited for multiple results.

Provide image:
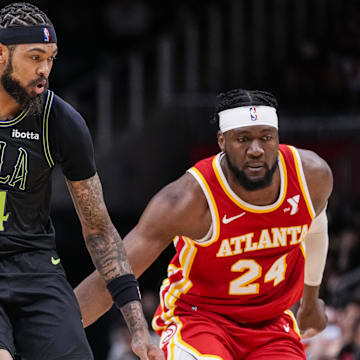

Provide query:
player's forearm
left=85, top=229, right=133, bottom=282
left=304, top=208, right=329, bottom=286
left=66, top=175, right=134, bottom=281
left=74, top=270, right=113, bottom=327
left=84, top=232, right=149, bottom=334
left=301, top=284, right=320, bottom=310
left=301, top=210, right=328, bottom=311
left=67, top=175, right=146, bottom=330
left=121, top=301, right=150, bottom=335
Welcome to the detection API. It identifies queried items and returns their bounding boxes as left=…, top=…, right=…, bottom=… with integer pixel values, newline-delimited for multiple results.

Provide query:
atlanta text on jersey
left=216, top=224, right=308, bottom=257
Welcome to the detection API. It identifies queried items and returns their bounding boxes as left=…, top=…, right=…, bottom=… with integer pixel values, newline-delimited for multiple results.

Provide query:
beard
left=225, top=153, right=278, bottom=191
left=1, top=61, right=47, bottom=116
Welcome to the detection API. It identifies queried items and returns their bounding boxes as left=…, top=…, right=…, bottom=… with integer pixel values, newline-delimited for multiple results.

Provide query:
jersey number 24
left=230, top=254, right=287, bottom=295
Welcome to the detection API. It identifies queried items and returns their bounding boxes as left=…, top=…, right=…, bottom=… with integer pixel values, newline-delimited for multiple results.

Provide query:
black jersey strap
left=42, top=90, right=55, bottom=168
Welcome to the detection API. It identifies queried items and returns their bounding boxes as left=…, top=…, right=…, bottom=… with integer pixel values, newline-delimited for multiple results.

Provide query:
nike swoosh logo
left=51, top=256, right=61, bottom=265
left=222, top=212, right=246, bottom=224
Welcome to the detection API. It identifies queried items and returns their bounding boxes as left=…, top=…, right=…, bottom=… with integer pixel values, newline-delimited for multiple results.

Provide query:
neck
left=221, top=157, right=281, bottom=206
left=0, top=86, right=21, bottom=119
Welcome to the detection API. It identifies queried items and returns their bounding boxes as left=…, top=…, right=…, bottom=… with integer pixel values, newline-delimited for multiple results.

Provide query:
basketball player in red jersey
left=75, top=89, right=332, bottom=359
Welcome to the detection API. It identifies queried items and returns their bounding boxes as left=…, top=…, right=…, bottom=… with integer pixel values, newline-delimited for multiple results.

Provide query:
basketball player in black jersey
left=0, top=3, right=163, bottom=360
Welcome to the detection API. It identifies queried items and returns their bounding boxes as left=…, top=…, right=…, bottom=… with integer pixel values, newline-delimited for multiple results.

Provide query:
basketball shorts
left=154, top=304, right=306, bottom=360
left=0, top=250, right=93, bottom=360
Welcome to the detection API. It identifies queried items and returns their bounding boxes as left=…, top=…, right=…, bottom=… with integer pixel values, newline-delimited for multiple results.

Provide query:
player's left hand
left=130, top=329, right=164, bottom=360
left=296, top=298, right=328, bottom=339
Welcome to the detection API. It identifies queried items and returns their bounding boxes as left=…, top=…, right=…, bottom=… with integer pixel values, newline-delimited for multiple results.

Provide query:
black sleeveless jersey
left=0, top=90, right=96, bottom=256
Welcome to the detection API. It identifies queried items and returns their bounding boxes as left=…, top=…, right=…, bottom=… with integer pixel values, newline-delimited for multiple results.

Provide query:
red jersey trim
left=160, top=316, right=224, bottom=360
left=211, top=151, right=288, bottom=213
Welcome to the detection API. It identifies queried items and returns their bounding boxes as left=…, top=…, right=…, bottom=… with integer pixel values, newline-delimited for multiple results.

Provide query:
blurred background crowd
left=13, top=0, right=360, bottom=358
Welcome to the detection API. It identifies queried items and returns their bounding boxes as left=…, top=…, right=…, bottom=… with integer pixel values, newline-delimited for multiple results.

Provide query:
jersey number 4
left=0, top=191, right=9, bottom=231
left=229, top=254, right=287, bottom=295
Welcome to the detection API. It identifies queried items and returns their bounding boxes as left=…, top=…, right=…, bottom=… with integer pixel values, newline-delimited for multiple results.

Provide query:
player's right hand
left=296, top=298, right=327, bottom=339
left=130, top=329, right=164, bottom=360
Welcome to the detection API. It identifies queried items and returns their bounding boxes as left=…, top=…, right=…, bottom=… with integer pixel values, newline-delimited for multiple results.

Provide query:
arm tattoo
left=66, top=174, right=132, bottom=282
left=121, top=301, right=149, bottom=335
left=67, top=174, right=148, bottom=335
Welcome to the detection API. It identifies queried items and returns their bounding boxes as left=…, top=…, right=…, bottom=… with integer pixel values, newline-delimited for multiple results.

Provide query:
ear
left=217, top=131, right=225, bottom=152
left=0, top=43, right=8, bottom=64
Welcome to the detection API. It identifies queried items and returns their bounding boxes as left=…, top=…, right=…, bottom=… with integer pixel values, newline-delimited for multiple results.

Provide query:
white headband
left=218, top=105, right=278, bottom=133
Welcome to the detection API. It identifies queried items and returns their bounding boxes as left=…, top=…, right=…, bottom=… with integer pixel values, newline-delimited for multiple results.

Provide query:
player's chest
left=0, top=124, right=51, bottom=191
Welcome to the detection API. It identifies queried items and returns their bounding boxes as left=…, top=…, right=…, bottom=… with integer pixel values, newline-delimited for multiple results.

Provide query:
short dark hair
left=213, top=89, right=278, bottom=128
left=0, top=2, right=52, bottom=28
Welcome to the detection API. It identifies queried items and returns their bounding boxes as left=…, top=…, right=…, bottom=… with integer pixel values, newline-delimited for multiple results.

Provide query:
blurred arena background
left=17, top=0, right=360, bottom=358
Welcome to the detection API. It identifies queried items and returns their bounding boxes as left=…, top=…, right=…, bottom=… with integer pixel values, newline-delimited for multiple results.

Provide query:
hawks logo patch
left=160, top=323, right=177, bottom=347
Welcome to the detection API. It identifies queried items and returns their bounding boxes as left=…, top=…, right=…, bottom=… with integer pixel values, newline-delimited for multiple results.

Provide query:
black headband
left=0, top=25, right=57, bottom=45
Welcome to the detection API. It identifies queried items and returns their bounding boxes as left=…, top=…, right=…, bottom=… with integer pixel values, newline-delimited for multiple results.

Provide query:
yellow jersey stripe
left=42, top=91, right=55, bottom=167
left=284, top=309, right=302, bottom=337
left=0, top=111, right=28, bottom=127
left=164, top=237, right=196, bottom=308
left=187, top=167, right=220, bottom=246
left=154, top=237, right=198, bottom=330
left=288, top=146, right=315, bottom=219
left=300, top=242, right=306, bottom=259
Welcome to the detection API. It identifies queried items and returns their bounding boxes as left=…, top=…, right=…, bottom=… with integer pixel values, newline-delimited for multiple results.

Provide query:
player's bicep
left=123, top=175, right=206, bottom=276
left=123, top=199, right=176, bottom=277
left=126, top=185, right=186, bottom=249
left=298, top=149, right=333, bottom=215
left=136, top=174, right=204, bottom=241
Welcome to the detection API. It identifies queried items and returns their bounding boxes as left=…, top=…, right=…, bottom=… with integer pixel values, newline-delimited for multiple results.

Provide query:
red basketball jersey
left=153, top=145, right=315, bottom=332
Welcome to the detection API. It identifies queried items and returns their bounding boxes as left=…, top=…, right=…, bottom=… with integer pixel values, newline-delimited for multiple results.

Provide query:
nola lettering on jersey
left=216, top=224, right=308, bottom=257
left=12, top=129, right=40, bottom=140
left=0, top=142, right=28, bottom=191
